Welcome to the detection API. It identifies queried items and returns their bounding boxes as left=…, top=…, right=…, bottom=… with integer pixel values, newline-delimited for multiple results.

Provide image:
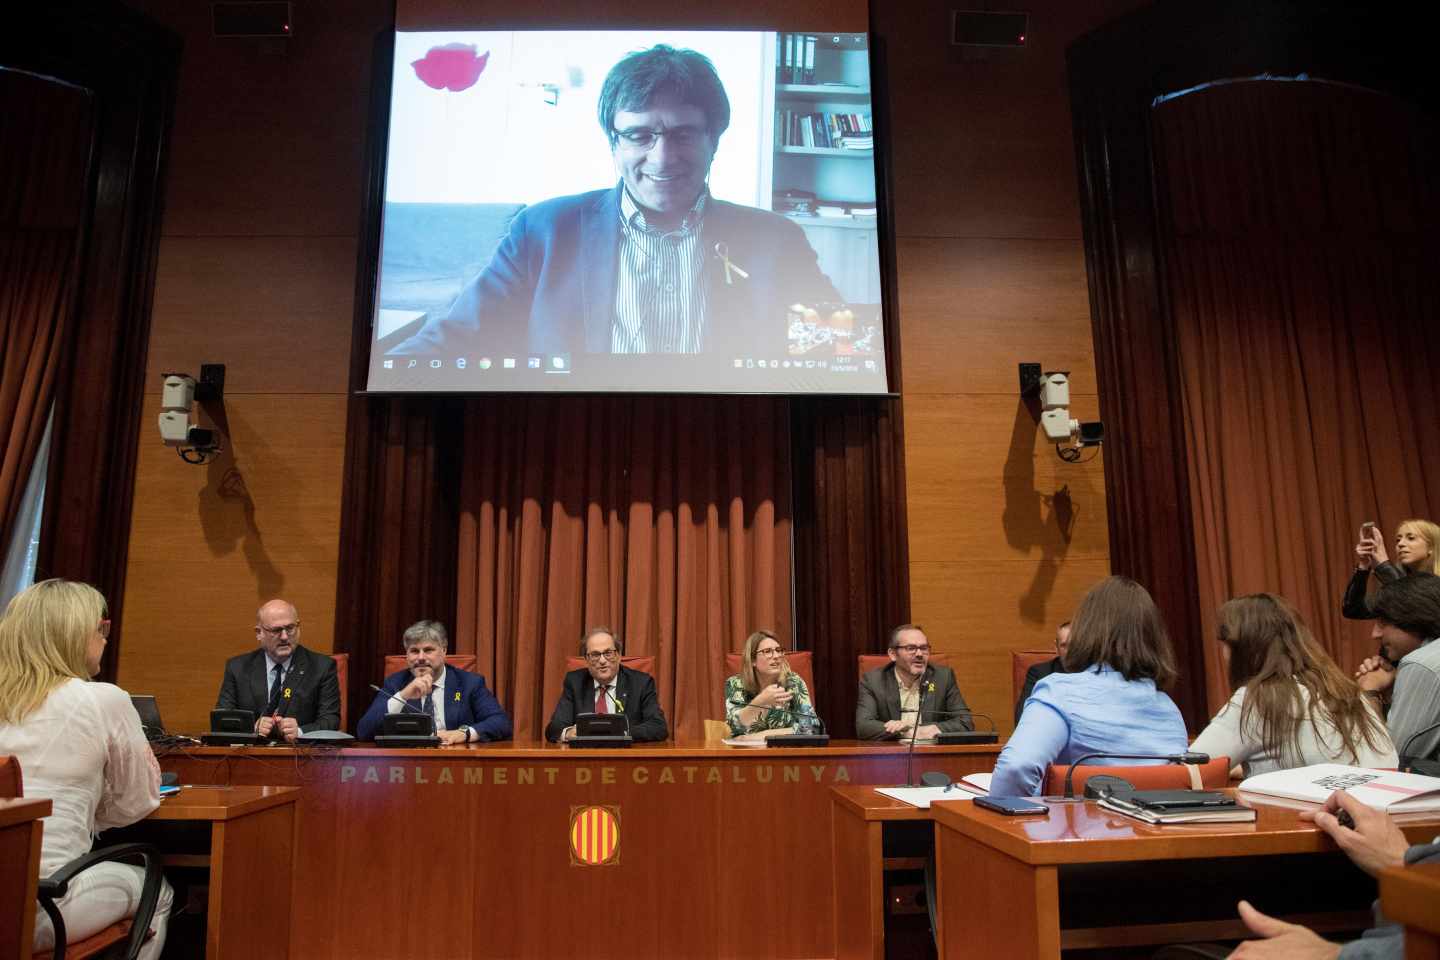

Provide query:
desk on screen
left=157, top=740, right=997, bottom=960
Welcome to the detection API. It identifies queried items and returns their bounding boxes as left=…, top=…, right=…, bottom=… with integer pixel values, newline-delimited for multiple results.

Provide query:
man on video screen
left=391, top=44, right=841, bottom=359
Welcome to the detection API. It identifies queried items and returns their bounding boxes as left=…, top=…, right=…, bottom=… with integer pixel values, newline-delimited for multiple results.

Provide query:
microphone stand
left=904, top=667, right=934, bottom=787
left=1398, top=718, right=1440, bottom=776
left=1060, top=751, right=1210, bottom=799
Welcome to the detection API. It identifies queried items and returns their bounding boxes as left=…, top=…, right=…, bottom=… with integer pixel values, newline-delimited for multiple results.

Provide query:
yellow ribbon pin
left=715, top=242, right=749, bottom=285
left=454, top=691, right=461, bottom=701
left=283, top=688, right=292, bottom=698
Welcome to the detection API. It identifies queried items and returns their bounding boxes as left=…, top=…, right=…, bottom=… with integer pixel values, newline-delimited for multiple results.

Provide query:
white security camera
left=1039, top=372, right=1070, bottom=410
left=158, top=371, right=219, bottom=461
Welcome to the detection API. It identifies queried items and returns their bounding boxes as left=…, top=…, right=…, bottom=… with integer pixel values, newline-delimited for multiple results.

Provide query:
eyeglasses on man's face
left=585, top=649, right=621, bottom=663
left=612, top=125, right=706, bottom=151
left=894, top=644, right=930, bottom=655
left=259, top=622, right=299, bottom=637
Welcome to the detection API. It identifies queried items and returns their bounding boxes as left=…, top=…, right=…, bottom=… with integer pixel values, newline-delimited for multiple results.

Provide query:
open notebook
left=1238, top=764, right=1440, bottom=812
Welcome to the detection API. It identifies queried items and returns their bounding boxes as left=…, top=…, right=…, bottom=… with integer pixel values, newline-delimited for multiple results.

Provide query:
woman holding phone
left=1342, top=518, right=1440, bottom=619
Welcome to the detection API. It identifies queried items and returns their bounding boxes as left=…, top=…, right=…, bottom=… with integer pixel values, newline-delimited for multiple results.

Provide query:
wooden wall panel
left=144, top=238, right=357, bottom=393
left=879, top=0, right=1153, bottom=734
left=896, top=239, right=1094, bottom=396
left=130, top=0, right=393, bottom=239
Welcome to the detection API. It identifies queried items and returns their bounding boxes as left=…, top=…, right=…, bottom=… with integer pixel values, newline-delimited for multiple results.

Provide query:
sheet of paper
left=873, top=785, right=976, bottom=809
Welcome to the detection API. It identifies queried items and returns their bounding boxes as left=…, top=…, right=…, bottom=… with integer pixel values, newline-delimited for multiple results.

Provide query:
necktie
left=266, top=662, right=285, bottom=714
left=595, top=684, right=608, bottom=714
left=430, top=687, right=441, bottom=730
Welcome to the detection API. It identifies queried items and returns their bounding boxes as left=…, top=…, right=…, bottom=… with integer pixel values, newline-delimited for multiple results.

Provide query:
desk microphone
left=734, top=700, right=828, bottom=746
left=1398, top=719, right=1440, bottom=776
left=1060, top=751, right=1210, bottom=799
left=584, top=685, right=631, bottom=734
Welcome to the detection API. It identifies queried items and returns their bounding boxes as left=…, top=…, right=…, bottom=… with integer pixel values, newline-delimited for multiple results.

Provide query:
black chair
left=34, top=843, right=165, bottom=960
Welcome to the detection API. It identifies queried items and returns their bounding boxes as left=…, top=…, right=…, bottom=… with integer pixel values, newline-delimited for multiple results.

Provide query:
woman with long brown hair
left=989, top=576, right=1188, bottom=796
left=1193, top=594, right=1395, bottom=776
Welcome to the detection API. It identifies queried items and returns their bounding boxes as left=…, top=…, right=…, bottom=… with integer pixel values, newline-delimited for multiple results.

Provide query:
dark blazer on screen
left=356, top=664, right=511, bottom=742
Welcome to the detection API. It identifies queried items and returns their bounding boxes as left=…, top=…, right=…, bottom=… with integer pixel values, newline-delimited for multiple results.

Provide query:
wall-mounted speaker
left=951, top=10, right=1028, bottom=48
left=212, top=2, right=292, bottom=38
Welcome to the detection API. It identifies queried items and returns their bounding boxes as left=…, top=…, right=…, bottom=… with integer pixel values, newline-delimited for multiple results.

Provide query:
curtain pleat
left=0, top=70, right=95, bottom=552
left=454, top=396, right=792, bottom=740
left=1153, top=80, right=1440, bottom=714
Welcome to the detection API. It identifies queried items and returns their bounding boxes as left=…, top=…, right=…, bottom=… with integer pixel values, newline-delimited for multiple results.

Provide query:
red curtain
left=1153, top=80, right=1440, bottom=712
left=453, top=396, right=792, bottom=740
left=0, top=71, right=94, bottom=549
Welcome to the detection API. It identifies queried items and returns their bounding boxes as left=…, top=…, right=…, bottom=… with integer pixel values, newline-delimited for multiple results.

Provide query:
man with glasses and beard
left=547, top=626, right=668, bottom=742
left=214, top=599, right=341, bottom=743
left=391, top=43, right=840, bottom=360
left=856, top=624, right=974, bottom=741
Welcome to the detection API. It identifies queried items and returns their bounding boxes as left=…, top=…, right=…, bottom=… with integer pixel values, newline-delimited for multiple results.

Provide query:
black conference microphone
left=595, top=685, right=631, bottom=734
left=1398, top=719, right=1440, bottom=776
left=1060, top=751, right=1210, bottom=800
left=733, top=700, right=829, bottom=747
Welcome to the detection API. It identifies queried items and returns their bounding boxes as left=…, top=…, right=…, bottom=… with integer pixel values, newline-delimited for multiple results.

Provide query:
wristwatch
left=459, top=724, right=472, bottom=743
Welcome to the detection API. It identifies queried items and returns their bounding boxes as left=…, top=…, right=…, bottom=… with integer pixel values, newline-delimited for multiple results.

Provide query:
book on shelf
left=803, top=35, right=816, bottom=84
left=1238, top=764, right=1440, bottom=812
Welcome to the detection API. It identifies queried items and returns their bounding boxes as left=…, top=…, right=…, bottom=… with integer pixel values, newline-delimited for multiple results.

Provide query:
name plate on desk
left=766, top=734, right=831, bottom=747
left=936, top=731, right=999, bottom=745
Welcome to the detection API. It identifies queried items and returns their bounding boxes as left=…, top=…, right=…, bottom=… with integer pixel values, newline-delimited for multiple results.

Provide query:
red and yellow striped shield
left=569, top=805, right=620, bottom=866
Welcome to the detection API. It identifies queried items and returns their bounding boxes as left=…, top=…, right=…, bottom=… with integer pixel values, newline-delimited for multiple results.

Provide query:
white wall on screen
left=386, top=30, right=771, bottom=209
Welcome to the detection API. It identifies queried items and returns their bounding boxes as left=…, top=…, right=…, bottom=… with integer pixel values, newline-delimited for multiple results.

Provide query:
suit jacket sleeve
left=855, top=673, right=892, bottom=741
left=356, top=673, right=405, bottom=741
left=466, top=675, right=512, bottom=741
left=216, top=658, right=242, bottom=711
left=545, top=674, right=580, bottom=743
left=1016, top=664, right=1045, bottom=726
left=936, top=670, right=974, bottom=732
left=626, top=672, right=668, bottom=742
left=391, top=209, right=534, bottom=355
left=303, top=653, right=341, bottom=732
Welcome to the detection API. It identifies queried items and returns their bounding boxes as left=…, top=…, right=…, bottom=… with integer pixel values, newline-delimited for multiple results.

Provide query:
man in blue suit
left=390, top=44, right=840, bottom=360
left=356, top=620, right=511, bottom=744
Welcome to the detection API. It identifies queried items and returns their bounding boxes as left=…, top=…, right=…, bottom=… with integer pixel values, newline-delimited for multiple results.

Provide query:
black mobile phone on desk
left=975, top=795, right=1048, bottom=816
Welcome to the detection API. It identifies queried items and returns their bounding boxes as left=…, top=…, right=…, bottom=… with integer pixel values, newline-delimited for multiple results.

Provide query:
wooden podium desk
left=108, top=786, right=299, bottom=960
left=0, top=797, right=50, bottom=960
left=930, top=792, right=1440, bottom=959
left=1381, top=860, right=1440, bottom=959
left=157, top=739, right=997, bottom=959
left=831, top=785, right=940, bottom=960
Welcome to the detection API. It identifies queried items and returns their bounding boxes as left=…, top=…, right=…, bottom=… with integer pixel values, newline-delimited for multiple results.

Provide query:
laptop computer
left=130, top=695, right=167, bottom=741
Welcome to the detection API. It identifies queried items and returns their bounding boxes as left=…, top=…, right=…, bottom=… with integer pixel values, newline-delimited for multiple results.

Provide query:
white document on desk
left=874, top=786, right=976, bottom=809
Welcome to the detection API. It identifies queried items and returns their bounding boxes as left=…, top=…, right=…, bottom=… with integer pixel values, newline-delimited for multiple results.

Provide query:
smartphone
left=1361, top=521, right=1378, bottom=539
left=975, top=795, right=1049, bottom=816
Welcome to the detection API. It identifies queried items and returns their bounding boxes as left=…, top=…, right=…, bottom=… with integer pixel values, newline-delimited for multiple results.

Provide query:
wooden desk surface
left=151, top=786, right=299, bottom=821
left=0, top=797, right=51, bottom=829
left=1380, top=860, right=1440, bottom=933
left=930, top=790, right=1440, bottom=865
left=830, top=783, right=941, bottom=821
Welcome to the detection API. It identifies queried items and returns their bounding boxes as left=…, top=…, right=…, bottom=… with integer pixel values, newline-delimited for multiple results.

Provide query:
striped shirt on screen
left=611, top=187, right=709, bottom=354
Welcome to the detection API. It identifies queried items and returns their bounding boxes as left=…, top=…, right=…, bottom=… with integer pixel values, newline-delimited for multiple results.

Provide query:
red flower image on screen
left=412, top=44, right=489, bottom=92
